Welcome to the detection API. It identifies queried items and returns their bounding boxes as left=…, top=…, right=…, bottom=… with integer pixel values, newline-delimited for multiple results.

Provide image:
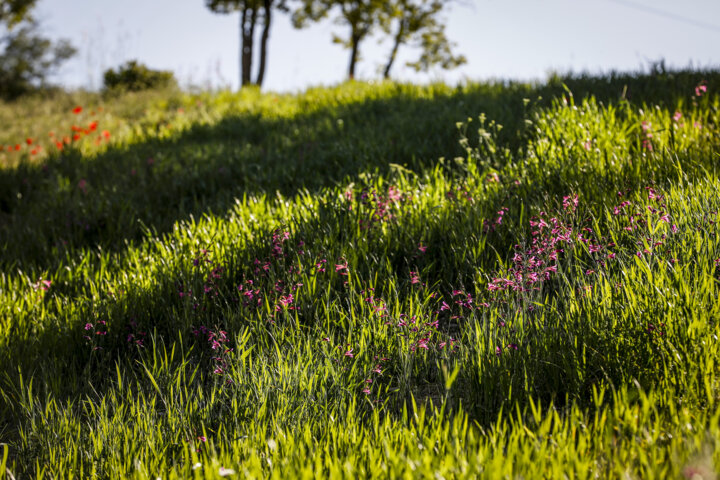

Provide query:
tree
left=381, top=0, right=465, bottom=79
left=0, top=0, right=76, bottom=99
left=206, top=0, right=282, bottom=88
left=293, top=0, right=388, bottom=80
left=0, top=0, right=37, bottom=27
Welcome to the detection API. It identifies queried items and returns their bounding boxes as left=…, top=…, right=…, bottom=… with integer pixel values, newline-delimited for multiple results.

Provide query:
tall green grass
left=1, top=70, right=719, bottom=478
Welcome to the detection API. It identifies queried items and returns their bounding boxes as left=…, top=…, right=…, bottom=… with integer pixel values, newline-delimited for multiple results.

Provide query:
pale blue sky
left=36, top=0, right=720, bottom=92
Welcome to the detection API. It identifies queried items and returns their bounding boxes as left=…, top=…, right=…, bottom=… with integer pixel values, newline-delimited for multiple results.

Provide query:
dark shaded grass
left=1, top=69, right=716, bottom=271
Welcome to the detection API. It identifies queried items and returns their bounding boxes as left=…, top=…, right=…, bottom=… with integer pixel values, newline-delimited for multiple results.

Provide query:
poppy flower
left=72, top=106, right=82, bottom=114
left=26, top=138, right=33, bottom=145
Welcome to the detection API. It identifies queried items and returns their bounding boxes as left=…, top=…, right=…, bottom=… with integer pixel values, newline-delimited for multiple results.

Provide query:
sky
left=34, top=0, right=720, bottom=93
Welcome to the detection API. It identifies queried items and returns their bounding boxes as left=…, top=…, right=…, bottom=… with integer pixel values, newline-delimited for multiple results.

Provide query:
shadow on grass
left=1, top=69, right=719, bottom=446
left=1, top=69, right=717, bottom=271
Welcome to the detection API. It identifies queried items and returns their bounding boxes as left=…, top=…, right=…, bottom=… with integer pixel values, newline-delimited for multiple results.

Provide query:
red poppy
left=30, top=148, right=38, bottom=155
left=73, top=134, right=81, bottom=141
left=71, top=125, right=82, bottom=132
left=26, top=138, right=33, bottom=145
left=55, top=141, right=64, bottom=150
left=72, top=106, right=83, bottom=114
left=102, top=130, right=111, bottom=139
left=14, top=144, right=21, bottom=151
left=88, top=121, right=98, bottom=131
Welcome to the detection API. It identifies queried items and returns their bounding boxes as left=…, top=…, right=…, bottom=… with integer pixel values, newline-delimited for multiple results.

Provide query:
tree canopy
left=209, top=0, right=466, bottom=87
left=291, top=0, right=464, bottom=81
left=0, top=0, right=76, bottom=99
left=293, top=0, right=388, bottom=80
left=381, top=0, right=465, bottom=79
left=0, top=0, right=37, bottom=27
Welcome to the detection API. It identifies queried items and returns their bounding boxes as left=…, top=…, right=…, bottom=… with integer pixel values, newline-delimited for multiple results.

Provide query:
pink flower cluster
left=487, top=205, right=586, bottom=294
left=346, top=185, right=407, bottom=230
left=83, top=320, right=107, bottom=351
left=192, top=326, right=233, bottom=376
left=361, top=356, right=390, bottom=395
left=641, top=121, right=653, bottom=152
left=126, top=319, right=147, bottom=348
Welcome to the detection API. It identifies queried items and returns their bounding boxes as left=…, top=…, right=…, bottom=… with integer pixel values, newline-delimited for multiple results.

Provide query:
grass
left=0, top=68, right=719, bottom=478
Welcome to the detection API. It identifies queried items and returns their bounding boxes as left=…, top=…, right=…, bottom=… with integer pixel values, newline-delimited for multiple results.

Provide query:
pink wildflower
left=562, top=194, right=579, bottom=211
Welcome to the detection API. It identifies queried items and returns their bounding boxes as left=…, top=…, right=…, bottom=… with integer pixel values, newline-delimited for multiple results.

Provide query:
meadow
left=0, top=69, right=719, bottom=478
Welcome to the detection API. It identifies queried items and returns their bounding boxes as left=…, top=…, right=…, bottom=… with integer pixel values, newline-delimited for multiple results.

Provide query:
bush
left=103, top=60, right=176, bottom=92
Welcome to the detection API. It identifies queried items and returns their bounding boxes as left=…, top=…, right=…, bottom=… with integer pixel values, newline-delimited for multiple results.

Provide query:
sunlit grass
left=1, top=70, right=719, bottom=478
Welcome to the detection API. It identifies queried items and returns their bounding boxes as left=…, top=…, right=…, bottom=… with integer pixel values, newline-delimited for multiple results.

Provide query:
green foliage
left=0, top=20, right=75, bottom=99
left=0, top=69, right=719, bottom=477
left=405, top=19, right=465, bottom=72
left=382, top=0, right=465, bottom=77
left=103, top=60, right=177, bottom=93
left=292, top=0, right=464, bottom=79
left=293, top=0, right=389, bottom=78
left=0, top=0, right=37, bottom=27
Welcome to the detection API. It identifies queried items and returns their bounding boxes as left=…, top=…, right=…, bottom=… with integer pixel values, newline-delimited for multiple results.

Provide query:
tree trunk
left=383, top=20, right=405, bottom=79
left=240, top=5, right=257, bottom=87
left=239, top=8, right=247, bottom=87
left=255, top=0, right=272, bottom=87
left=348, top=33, right=360, bottom=80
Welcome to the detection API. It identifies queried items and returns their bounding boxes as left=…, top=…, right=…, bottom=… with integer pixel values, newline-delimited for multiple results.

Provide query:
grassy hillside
left=1, top=70, right=719, bottom=478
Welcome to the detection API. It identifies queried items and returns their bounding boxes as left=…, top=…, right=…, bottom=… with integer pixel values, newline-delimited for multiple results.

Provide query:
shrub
left=103, top=60, right=176, bottom=92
